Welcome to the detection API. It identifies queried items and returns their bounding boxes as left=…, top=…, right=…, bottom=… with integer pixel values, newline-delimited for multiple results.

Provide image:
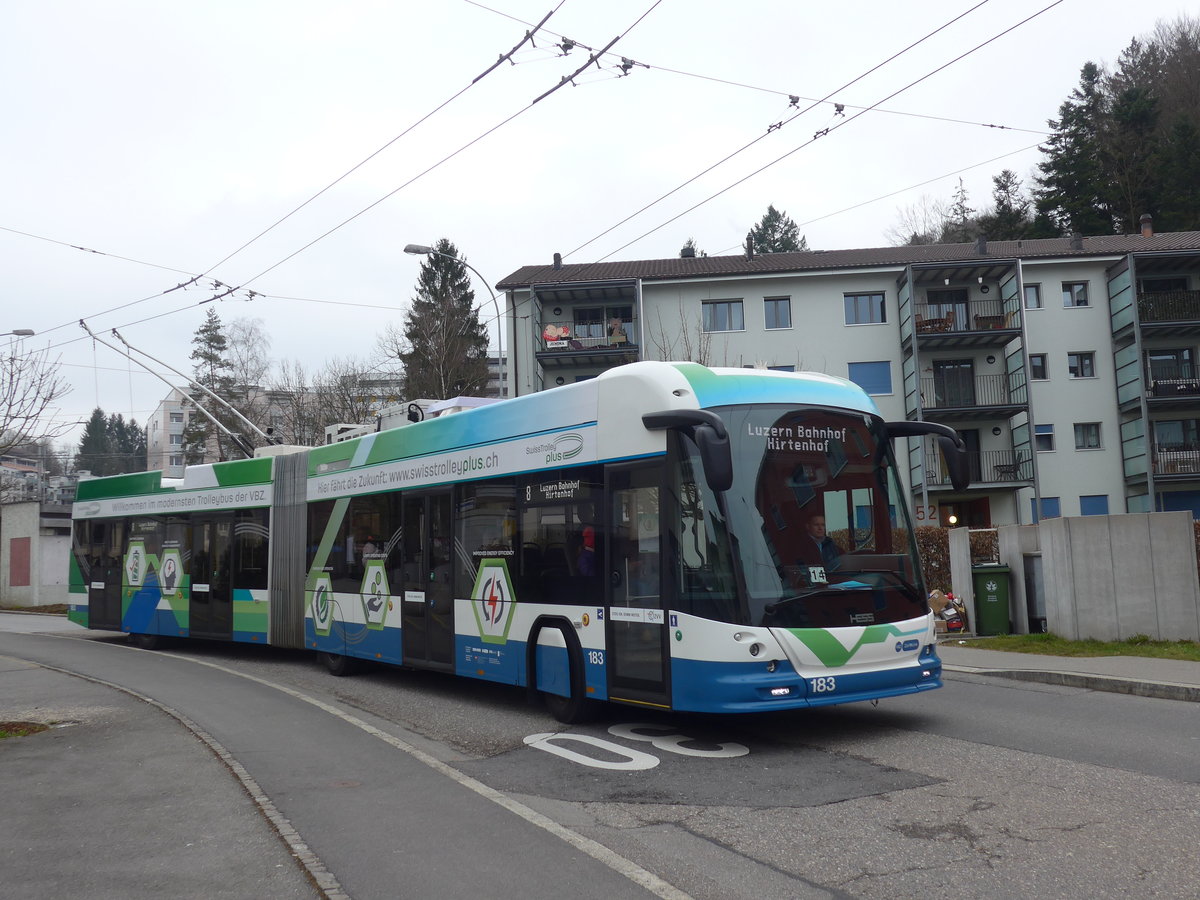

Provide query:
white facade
left=498, top=230, right=1200, bottom=526
left=145, top=387, right=190, bottom=476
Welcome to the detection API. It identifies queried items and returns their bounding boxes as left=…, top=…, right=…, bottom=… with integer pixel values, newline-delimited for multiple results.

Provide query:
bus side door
left=606, top=464, right=670, bottom=710
left=190, top=514, right=233, bottom=639
left=401, top=490, right=455, bottom=670
left=86, top=520, right=124, bottom=630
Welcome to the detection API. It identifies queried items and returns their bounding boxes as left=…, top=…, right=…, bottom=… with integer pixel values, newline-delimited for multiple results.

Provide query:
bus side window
left=456, top=479, right=516, bottom=598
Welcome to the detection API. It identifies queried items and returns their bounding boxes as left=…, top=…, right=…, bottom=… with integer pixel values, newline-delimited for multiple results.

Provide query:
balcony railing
left=914, top=301, right=1018, bottom=334
left=1146, top=365, right=1200, bottom=398
left=540, top=319, right=635, bottom=351
left=924, top=448, right=1030, bottom=486
left=919, top=373, right=1025, bottom=409
left=1138, top=290, right=1200, bottom=323
left=1153, top=447, right=1200, bottom=475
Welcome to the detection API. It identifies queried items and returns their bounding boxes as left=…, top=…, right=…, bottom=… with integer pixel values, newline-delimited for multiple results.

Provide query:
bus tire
left=129, top=632, right=164, bottom=650
left=321, top=651, right=357, bottom=677
left=536, top=626, right=595, bottom=724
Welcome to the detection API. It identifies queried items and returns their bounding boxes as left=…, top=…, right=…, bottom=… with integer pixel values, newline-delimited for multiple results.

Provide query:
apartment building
left=145, top=386, right=190, bottom=477
left=497, top=224, right=1200, bottom=526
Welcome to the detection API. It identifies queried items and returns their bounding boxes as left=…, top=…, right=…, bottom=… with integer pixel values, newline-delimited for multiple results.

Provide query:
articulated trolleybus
left=70, top=362, right=968, bottom=722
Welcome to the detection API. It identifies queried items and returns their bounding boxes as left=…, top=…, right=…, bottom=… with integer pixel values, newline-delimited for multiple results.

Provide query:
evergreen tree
left=181, top=308, right=241, bottom=462
left=976, top=170, right=1033, bottom=240
left=400, top=239, right=489, bottom=400
left=1156, top=116, right=1200, bottom=230
left=749, top=205, right=809, bottom=253
left=75, top=409, right=145, bottom=475
left=76, top=408, right=112, bottom=475
left=940, top=179, right=978, bottom=243
left=1034, top=62, right=1115, bottom=235
left=108, top=412, right=146, bottom=473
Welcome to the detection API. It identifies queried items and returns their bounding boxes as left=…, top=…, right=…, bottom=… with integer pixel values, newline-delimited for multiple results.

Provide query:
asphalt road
left=2, top=618, right=1198, bottom=899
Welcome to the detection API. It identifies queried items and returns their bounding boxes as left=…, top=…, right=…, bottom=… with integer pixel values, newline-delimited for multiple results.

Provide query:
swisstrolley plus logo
left=528, top=432, right=584, bottom=465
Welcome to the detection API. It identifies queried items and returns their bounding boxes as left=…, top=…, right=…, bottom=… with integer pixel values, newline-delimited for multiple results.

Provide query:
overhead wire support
left=532, top=34, right=622, bottom=104
left=76, top=321, right=255, bottom=459
left=564, top=0, right=991, bottom=261
left=473, top=7, right=559, bottom=82
left=593, top=0, right=1065, bottom=262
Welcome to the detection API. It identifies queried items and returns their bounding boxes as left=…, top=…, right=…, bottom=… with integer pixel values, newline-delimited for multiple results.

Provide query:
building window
left=169, top=412, right=184, bottom=424
left=1154, top=418, right=1200, bottom=451
left=844, top=292, right=886, bottom=325
left=764, top=297, right=791, bottom=329
left=169, top=455, right=184, bottom=468
left=1032, top=496, right=1061, bottom=521
left=1080, top=495, right=1109, bottom=515
left=1074, top=422, right=1101, bottom=449
left=1068, top=351, right=1096, bottom=378
left=1024, top=284, right=1042, bottom=309
left=1029, top=353, right=1048, bottom=380
left=1140, top=276, right=1188, bottom=292
left=847, top=361, right=892, bottom=395
left=1147, top=347, right=1195, bottom=381
left=702, top=300, right=744, bottom=332
left=169, top=434, right=183, bottom=445
left=1062, top=282, right=1089, bottom=307
left=1035, top=424, right=1055, bottom=452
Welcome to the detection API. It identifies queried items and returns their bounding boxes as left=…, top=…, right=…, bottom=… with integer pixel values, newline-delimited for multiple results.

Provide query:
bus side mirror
left=643, top=409, right=733, bottom=494
left=694, top=423, right=733, bottom=493
left=884, top=421, right=971, bottom=491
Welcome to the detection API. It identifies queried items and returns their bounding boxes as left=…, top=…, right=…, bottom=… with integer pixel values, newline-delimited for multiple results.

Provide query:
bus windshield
left=717, top=404, right=926, bottom=628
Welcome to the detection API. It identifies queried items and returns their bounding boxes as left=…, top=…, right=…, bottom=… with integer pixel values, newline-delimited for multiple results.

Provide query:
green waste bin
left=971, top=565, right=1011, bottom=635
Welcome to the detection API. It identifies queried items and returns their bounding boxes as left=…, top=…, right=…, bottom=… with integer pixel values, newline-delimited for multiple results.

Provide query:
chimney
left=974, top=234, right=988, bottom=255
left=1069, top=232, right=1083, bottom=251
left=1140, top=213, right=1153, bottom=238
left=552, top=252, right=562, bottom=270
left=680, top=244, right=695, bottom=258
left=744, top=232, right=755, bottom=260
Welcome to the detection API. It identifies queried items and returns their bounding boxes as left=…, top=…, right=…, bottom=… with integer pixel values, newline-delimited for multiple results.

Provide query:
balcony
left=1145, top=364, right=1200, bottom=409
left=922, top=449, right=1032, bottom=489
left=1138, top=290, right=1200, bottom=338
left=911, top=301, right=1020, bottom=349
left=536, top=319, right=639, bottom=369
left=919, top=373, right=1027, bottom=420
left=1153, top=447, right=1200, bottom=477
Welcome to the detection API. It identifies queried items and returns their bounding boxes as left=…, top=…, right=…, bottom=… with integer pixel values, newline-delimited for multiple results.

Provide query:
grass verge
left=0, top=722, right=50, bottom=739
left=956, top=632, right=1200, bottom=662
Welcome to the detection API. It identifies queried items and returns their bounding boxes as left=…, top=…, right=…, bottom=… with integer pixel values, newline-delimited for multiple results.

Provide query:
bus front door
left=86, top=520, right=125, bottom=630
left=606, top=465, right=670, bottom=710
left=401, top=490, right=454, bottom=670
left=190, top=514, right=233, bottom=639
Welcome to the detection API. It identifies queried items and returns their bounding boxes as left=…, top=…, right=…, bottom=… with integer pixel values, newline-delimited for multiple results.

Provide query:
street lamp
left=4, top=329, right=35, bottom=337
left=403, top=244, right=504, bottom=398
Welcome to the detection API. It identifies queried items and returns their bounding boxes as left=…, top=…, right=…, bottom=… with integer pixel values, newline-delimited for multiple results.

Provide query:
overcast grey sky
left=2, top=0, right=1191, bottom=453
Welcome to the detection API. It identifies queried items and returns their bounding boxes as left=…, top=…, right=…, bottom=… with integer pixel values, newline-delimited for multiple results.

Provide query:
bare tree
left=224, top=316, right=273, bottom=441
left=1, top=337, right=71, bottom=458
left=647, top=300, right=712, bottom=365
left=314, top=356, right=381, bottom=426
left=885, top=195, right=950, bottom=246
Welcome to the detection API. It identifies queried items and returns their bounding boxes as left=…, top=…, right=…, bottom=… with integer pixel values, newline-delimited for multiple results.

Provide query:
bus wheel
left=128, top=633, right=164, bottom=650
left=540, top=638, right=594, bottom=724
left=321, top=651, right=357, bottom=677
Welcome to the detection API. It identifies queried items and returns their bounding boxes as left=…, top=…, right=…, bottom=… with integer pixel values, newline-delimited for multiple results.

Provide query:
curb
left=942, top=664, right=1200, bottom=703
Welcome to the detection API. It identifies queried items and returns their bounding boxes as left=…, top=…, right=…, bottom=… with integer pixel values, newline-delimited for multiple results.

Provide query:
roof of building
left=496, top=231, right=1200, bottom=290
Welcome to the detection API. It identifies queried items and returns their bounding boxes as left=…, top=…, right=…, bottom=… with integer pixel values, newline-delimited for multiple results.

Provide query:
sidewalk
left=938, top=640, right=1200, bottom=703
left=0, top=650, right=324, bottom=899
